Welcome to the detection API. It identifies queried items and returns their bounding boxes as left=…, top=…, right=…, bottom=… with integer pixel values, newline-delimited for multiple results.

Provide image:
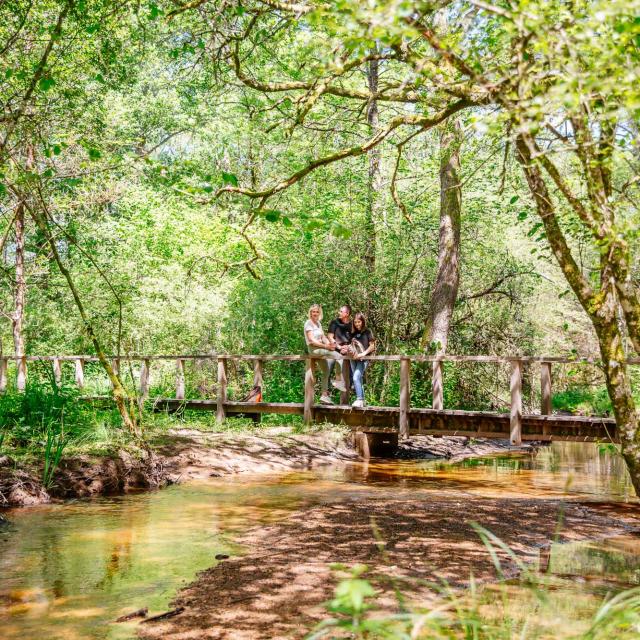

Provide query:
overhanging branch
left=215, top=98, right=472, bottom=200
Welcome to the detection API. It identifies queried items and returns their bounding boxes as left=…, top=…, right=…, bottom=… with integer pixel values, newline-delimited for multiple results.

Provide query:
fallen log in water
left=115, top=607, right=148, bottom=623
left=140, top=607, right=185, bottom=624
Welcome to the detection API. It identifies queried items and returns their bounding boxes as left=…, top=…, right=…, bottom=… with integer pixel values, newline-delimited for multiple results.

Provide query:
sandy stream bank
left=126, top=434, right=639, bottom=640
left=0, top=429, right=529, bottom=508
left=2, top=430, right=639, bottom=639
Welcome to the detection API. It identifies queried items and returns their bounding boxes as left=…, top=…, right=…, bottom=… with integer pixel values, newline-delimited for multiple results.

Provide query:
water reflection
left=326, top=442, right=634, bottom=501
left=0, top=442, right=636, bottom=639
left=478, top=534, right=640, bottom=638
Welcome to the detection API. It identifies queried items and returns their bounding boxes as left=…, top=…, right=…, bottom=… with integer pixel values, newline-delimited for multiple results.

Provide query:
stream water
left=1, top=442, right=639, bottom=640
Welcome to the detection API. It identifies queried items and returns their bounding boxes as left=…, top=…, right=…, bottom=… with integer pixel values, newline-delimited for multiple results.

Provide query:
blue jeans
left=350, top=360, right=368, bottom=400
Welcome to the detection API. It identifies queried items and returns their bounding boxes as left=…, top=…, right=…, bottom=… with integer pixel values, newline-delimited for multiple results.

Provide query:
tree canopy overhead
left=1, top=0, right=639, bottom=486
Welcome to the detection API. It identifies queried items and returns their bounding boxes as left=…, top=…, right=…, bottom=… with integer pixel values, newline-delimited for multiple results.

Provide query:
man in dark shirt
left=327, top=305, right=353, bottom=392
left=328, top=305, right=353, bottom=353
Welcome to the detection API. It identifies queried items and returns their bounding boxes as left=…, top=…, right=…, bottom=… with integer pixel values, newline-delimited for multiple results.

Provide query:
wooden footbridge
left=3, top=353, right=634, bottom=456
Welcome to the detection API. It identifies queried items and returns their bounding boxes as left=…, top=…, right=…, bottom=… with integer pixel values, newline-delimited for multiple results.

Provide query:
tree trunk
left=424, top=120, right=462, bottom=354
left=595, top=287, right=640, bottom=493
left=515, top=132, right=640, bottom=495
left=28, top=203, right=141, bottom=436
left=12, top=201, right=26, bottom=389
left=364, top=57, right=380, bottom=271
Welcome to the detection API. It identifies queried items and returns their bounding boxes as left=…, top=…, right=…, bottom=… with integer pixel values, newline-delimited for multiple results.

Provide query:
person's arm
left=356, top=333, right=376, bottom=358
left=327, top=319, right=337, bottom=349
left=305, top=329, right=327, bottom=349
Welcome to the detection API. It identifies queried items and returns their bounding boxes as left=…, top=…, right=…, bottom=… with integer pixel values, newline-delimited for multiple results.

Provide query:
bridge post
left=510, top=360, right=522, bottom=445
left=0, top=357, right=7, bottom=393
left=17, top=356, right=27, bottom=392
left=304, top=357, right=315, bottom=424
left=139, top=359, right=150, bottom=409
left=432, top=360, right=444, bottom=410
left=253, top=359, right=264, bottom=393
left=540, top=362, right=552, bottom=416
left=53, top=357, right=62, bottom=387
left=74, top=358, right=84, bottom=389
left=176, top=359, right=185, bottom=400
left=217, top=357, right=227, bottom=423
left=399, top=357, right=410, bottom=439
left=340, top=360, right=351, bottom=405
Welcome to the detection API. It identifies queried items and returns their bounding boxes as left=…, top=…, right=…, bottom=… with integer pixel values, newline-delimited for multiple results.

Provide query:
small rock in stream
left=215, top=553, right=229, bottom=560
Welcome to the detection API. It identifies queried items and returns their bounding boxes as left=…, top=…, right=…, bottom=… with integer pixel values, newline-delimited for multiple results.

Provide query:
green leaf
left=305, top=219, right=324, bottom=232
left=263, top=209, right=281, bottom=222
left=510, top=195, right=519, bottom=204
left=52, top=144, right=62, bottom=156
left=222, top=172, right=238, bottom=187
left=60, top=177, right=82, bottom=190
left=527, top=222, right=542, bottom=237
left=517, top=211, right=528, bottom=221
left=148, top=2, right=162, bottom=19
left=330, top=223, right=352, bottom=239
left=38, top=77, right=56, bottom=92
left=88, top=148, right=101, bottom=160
left=282, top=216, right=293, bottom=227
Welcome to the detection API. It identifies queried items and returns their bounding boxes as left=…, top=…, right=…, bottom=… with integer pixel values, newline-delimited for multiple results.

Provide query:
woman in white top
left=304, top=304, right=342, bottom=405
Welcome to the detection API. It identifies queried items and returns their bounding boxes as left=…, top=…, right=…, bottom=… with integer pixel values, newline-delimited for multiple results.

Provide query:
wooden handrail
left=2, top=353, right=639, bottom=364
left=0, top=352, right=622, bottom=442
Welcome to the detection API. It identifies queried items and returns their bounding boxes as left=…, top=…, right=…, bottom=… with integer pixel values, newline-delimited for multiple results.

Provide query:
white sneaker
left=319, top=394, right=334, bottom=405
left=352, top=399, right=364, bottom=408
left=332, top=380, right=347, bottom=392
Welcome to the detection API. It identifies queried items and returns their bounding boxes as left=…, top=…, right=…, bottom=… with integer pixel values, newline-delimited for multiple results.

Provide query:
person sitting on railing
left=349, top=312, right=375, bottom=408
left=304, top=304, right=341, bottom=405
left=327, top=304, right=354, bottom=393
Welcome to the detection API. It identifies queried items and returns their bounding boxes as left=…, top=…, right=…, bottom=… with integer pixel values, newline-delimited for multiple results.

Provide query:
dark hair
left=340, top=304, right=352, bottom=315
left=353, top=312, right=366, bottom=331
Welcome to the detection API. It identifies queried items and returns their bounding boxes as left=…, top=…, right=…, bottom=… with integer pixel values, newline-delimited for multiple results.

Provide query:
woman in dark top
left=350, top=312, right=375, bottom=408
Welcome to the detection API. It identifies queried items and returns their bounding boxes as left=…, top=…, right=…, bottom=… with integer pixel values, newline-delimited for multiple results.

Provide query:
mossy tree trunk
left=11, top=201, right=26, bottom=375
left=364, top=55, right=381, bottom=273
left=516, top=133, right=640, bottom=494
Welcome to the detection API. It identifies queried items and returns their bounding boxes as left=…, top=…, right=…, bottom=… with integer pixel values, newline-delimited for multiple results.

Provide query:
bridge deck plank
left=81, top=396, right=618, bottom=442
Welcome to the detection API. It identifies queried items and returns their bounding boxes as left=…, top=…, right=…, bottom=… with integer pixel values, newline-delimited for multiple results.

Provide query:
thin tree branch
left=215, top=99, right=472, bottom=200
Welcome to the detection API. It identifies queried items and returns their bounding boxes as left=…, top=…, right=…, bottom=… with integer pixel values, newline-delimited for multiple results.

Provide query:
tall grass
left=0, top=382, right=127, bottom=457
left=42, top=422, right=66, bottom=488
left=307, top=524, right=640, bottom=640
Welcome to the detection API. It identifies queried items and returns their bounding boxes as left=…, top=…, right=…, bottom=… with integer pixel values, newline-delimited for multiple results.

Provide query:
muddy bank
left=0, top=449, right=164, bottom=507
left=136, top=494, right=637, bottom=640
left=0, top=430, right=536, bottom=507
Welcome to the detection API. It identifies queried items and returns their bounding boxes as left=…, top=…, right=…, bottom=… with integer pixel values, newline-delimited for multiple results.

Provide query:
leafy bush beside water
left=552, top=386, right=613, bottom=417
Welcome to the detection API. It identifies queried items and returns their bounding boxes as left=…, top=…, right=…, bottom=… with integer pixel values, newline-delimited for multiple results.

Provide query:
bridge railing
left=1, top=354, right=638, bottom=444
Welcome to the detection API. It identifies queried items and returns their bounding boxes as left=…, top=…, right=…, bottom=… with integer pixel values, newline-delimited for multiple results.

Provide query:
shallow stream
left=1, top=442, right=638, bottom=639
